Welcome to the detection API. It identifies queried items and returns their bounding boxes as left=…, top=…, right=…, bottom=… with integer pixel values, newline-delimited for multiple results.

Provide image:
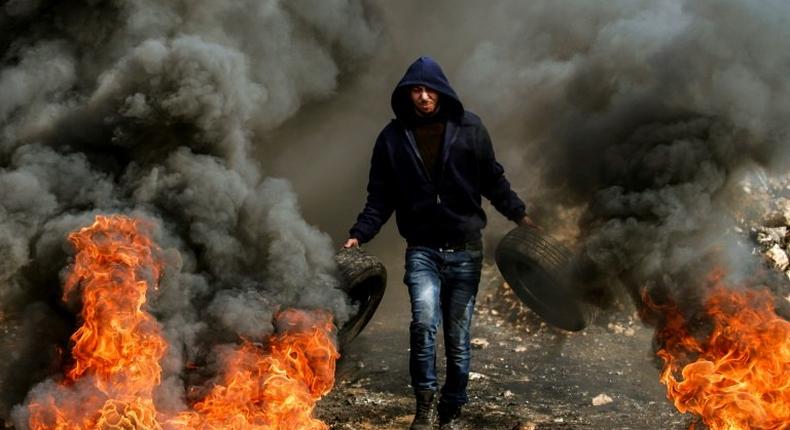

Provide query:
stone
left=469, top=372, right=487, bottom=380
left=471, top=338, right=490, bottom=349
left=756, top=226, right=786, bottom=247
left=592, top=393, right=614, bottom=406
left=779, top=198, right=790, bottom=224
left=765, top=244, right=789, bottom=270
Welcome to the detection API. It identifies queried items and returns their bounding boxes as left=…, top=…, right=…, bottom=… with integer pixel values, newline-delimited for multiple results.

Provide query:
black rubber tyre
left=334, top=247, right=387, bottom=349
left=495, top=226, right=597, bottom=331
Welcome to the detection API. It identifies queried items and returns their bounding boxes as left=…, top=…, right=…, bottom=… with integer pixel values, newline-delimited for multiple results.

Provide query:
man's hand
left=518, top=215, right=540, bottom=230
left=343, top=238, right=360, bottom=248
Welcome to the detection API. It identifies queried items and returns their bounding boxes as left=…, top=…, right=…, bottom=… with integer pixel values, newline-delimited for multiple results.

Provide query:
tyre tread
left=495, top=226, right=597, bottom=331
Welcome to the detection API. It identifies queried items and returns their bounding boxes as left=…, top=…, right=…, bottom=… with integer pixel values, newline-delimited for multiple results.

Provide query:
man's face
left=410, top=85, right=439, bottom=116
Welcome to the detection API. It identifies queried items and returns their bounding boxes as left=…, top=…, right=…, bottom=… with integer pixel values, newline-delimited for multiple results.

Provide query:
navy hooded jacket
left=349, top=56, right=526, bottom=247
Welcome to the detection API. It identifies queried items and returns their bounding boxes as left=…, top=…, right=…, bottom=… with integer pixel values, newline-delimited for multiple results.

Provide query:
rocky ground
left=318, top=264, right=696, bottom=430
left=318, top=173, right=790, bottom=430
left=741, top=173, right=790, bottom=302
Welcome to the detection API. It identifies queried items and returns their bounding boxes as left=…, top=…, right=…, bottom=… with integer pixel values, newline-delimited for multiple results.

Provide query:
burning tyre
left=495, top=225, right=597, bottom=331
left=334, top=247, right=387, bottom=348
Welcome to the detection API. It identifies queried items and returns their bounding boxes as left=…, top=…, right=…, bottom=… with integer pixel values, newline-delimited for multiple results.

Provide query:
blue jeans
left=404, top=245, right=483, bottom=407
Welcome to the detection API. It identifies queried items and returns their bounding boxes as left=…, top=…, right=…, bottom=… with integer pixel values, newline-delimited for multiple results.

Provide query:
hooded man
left=344, top=56, right=535, bottom=430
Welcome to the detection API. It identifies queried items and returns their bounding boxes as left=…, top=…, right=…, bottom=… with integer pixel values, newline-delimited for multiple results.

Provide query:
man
left=344, top=56, right=535, bottom=430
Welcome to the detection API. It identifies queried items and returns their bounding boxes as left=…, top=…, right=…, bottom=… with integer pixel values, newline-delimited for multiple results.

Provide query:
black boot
left=409, top=390, right=436, bottom=430
left=438, top=402, right=463, bottom=430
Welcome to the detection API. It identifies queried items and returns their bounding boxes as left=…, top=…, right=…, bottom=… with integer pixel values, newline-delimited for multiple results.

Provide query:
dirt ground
left=318, top=265, right=697, bottom=430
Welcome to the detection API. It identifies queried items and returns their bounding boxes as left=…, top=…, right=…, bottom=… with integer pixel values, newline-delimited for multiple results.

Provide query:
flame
left=653, top=270, right=790, bottom=430
left=28, top=214, right=166, bottom=430
left=27, top=215, right=340, bottom=430
left=170, top=309, right=339, bottom=430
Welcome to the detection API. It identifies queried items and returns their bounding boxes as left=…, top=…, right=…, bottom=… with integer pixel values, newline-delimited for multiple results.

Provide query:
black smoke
left=450, top=0, right=790, bottom=323
left=3, top=0, right=790, bottom=426
left=0, top=0, right=380, bottom=425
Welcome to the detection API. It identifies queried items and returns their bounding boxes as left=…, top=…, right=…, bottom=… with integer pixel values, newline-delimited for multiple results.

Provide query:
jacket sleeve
left=477, top=122, right=527, bottom=222
left=349, top=133, right=396, bottom=243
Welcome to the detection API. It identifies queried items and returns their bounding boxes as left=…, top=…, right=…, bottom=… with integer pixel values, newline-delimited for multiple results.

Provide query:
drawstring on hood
left=391, top=56, right=465, bottom=122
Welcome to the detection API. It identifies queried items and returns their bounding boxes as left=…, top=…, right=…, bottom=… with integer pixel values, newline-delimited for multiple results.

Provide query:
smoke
left=3, top=0, right=790, bottom=425
left=0, top=0, right=379, bottom=424
left=441, top=0, right=790, bottom=326
left=268, top=0, right=790, bottom=319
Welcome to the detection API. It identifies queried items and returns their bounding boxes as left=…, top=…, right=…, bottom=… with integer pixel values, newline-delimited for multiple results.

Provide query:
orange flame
left=653, top=271, right=790, bottom=430
left=29, top=214, right=166, bottom=430
left=27, top=215, right=340, bottom=430
left=170, top=309, right=339, bottom=430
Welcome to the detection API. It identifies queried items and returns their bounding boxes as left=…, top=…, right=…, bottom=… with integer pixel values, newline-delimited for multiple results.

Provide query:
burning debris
left=454, top=2, right=790, bottom=427
left=341, top=1, right=790, bottom=427
left=0, top=0, right=380, bottom=427
left=19, top=215, right=340, bottom=429
left=652, top=275, right=789, bottom=430
left=487, top=180, right=790, bottom=427
left=25, top=215, right=167, bottom=430
left=3, top=0, right=790, bottom=429
left=170, top=309, right=339, bottom=430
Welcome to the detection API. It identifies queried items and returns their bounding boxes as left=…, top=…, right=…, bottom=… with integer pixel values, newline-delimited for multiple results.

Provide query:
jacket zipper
left=434, top=124, right=459, bottom=207
left=403, top=129, right=432, bottom=183
left=403, top=126, right=448, bottom=206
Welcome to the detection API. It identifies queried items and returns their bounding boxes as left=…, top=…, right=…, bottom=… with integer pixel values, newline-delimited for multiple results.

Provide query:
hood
left=391, top=56, right=464, bottom=122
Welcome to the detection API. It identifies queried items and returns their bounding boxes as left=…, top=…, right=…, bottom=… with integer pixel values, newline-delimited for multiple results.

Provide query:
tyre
left=495, top=225, right=597, bottom=331
left=334, top=247, right=387, bottom=348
